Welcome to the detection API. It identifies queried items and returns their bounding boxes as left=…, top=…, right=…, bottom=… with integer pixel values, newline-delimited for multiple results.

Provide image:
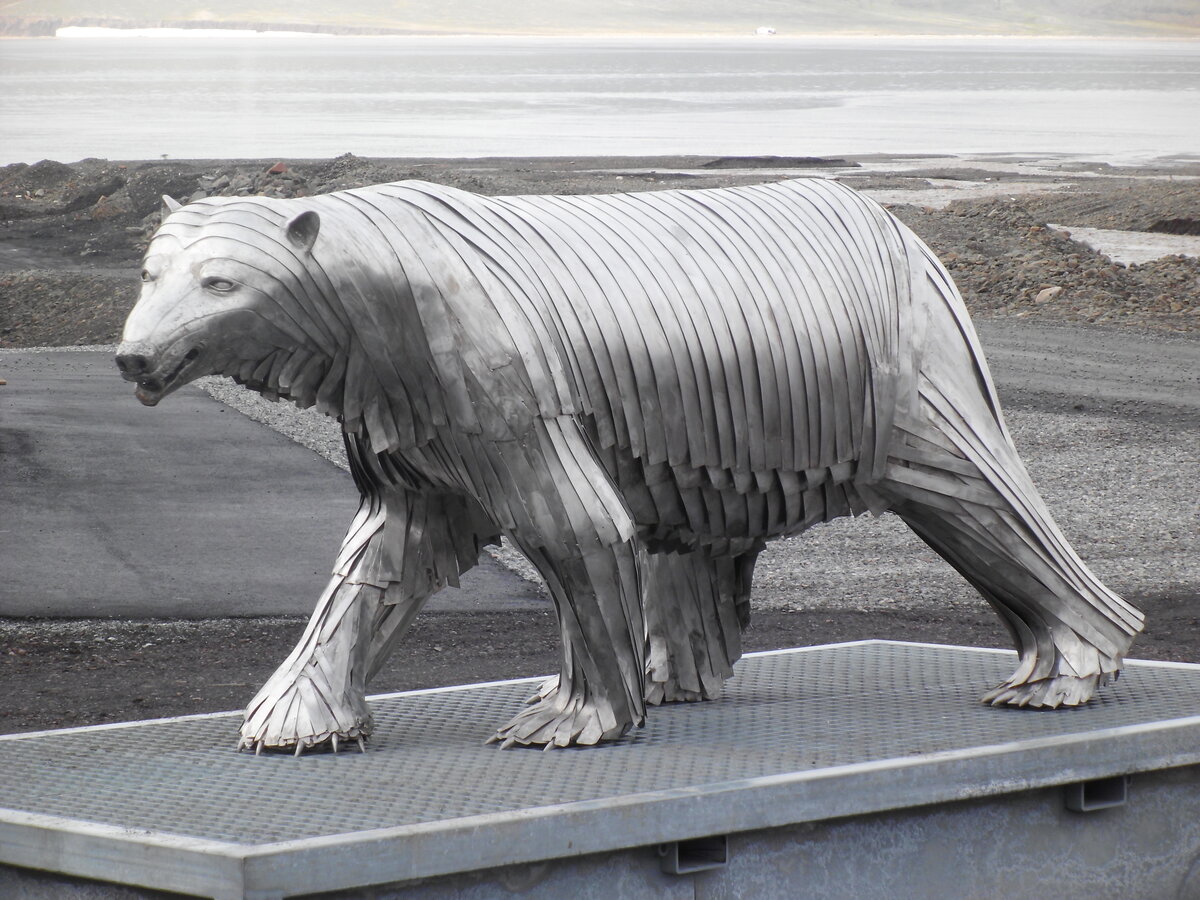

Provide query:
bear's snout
left=115, top=343, right=156, bottom=380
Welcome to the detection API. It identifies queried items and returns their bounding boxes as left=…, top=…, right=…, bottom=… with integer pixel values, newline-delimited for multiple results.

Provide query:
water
left=1, top=34, right=1198, bottom=164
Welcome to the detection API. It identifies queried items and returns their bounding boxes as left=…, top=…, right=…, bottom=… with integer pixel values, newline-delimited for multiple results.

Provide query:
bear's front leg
left=238, top=481, right=483, bottom=754
left=491, top=539, right=645, bottom=748
left=238, top=578, right=383, bottom=754
left=480, top=418, right=646, bottom=748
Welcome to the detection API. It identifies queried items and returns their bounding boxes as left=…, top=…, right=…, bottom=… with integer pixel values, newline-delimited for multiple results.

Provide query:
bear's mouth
left=132, top=346, right=202, bottom=406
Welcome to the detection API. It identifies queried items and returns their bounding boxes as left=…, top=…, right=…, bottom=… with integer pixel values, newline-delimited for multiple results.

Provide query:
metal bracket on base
left=657, top=835, right=729, bottom=874
left=1065, top=775, right=1131, bottom=812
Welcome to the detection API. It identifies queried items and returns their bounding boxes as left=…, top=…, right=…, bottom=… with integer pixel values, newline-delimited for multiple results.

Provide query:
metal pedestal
left=3, top=641, right=1199, bottom=899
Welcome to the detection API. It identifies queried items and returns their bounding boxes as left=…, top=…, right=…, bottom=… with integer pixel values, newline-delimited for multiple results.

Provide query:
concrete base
left=2, top=642, right=1200, bottom=899
left=310, top=768, right=1200, bottom=899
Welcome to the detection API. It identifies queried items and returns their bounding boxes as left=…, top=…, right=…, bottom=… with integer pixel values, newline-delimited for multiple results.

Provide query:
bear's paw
left=237, top=668, right=373, bottom=755
left=982, top=671, right=1115, bottom=709
left=491, top=682, right=637, bottom=749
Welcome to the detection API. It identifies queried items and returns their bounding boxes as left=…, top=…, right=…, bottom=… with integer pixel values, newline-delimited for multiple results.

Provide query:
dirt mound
left=1017, top=179, right=1200, bottom=233
left=892, top=196, right=1200, bottom=327
left=0, top=159, right=73, bottom=191
left=701, top=155, right=857, bottom=169
left=0, top=158, right=127, bottom=220
left=0, top=270, right=138, bottom=347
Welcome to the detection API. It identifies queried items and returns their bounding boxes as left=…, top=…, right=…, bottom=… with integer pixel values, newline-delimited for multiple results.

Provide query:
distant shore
left=4, top=16, right=1198, bottom=39
left=9, top=29, right=1200, bottom=41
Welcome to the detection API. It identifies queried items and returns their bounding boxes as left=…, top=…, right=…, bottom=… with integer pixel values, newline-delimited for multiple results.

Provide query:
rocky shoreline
left=2, top=153, right=1198, bottom=349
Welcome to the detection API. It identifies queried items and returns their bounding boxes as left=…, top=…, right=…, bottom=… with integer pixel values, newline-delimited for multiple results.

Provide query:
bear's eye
left=202, top=277, right=236, bottom=293
left=140, top=269, right=151, bottom=282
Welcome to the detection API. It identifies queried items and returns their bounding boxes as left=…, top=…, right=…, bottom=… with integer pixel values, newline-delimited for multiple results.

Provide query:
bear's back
left=367, top=178, right=913, bottom=477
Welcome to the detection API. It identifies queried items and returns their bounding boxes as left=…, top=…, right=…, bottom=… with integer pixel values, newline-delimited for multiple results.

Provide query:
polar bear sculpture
left=116, top=178, right=1144, bottom=751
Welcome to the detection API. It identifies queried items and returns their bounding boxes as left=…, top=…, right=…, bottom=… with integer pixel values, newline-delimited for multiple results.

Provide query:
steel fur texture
left=116, top=178, right=1144, bottom=751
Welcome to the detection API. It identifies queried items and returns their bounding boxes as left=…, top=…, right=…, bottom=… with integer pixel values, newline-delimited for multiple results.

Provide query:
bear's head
left=116, top=195, right=334, bottom=407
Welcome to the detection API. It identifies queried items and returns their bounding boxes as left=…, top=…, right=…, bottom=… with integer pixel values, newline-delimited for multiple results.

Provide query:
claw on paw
left=644, top=680, right=712, bottom=706
left=491, top=685, right=637, bottom=749
left=982, top=671, right=1112, bottom=708
left=643, top=651, right=731, bottom=706
left=237, top=730, right=369, bottom=756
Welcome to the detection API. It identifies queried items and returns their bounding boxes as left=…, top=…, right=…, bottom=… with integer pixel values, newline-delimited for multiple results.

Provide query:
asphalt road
left=975, top=319, right=1200, bottom=427
left=0, top=349, right=548, bottom=619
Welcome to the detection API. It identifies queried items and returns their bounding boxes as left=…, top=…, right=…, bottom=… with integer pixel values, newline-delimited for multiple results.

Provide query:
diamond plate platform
left=3, top=641, right=1200, bottom=899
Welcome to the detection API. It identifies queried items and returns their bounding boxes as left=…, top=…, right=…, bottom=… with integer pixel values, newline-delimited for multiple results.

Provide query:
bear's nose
left=115, top=353, right=148, bottom=376
left=115, top=342, right=156, bottom=378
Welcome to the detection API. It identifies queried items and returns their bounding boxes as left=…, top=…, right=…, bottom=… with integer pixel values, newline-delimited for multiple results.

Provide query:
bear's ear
left=161, top=195, right=182, bottom=218
left=285, top=210, right=321, bottom=254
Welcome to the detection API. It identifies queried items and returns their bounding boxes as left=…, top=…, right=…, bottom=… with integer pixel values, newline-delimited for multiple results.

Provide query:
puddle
left=860, top=180, right=1067, bottom=209
left=1047, top=224, right=1200, bottom=265
left=853, top=154, right=1200, bottom=180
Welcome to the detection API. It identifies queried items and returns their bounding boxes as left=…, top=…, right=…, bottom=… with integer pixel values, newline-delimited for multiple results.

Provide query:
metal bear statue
left=117, top=178, right=1143, bottom=752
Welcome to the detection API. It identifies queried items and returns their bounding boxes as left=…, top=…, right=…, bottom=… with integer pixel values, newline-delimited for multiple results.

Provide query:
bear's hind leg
left=898, top=506, right=1127, bottom=706
left=882, top=414, right=1144, bottom=708
left=886, top=257, right=1144, bottom=706
left=644, top=546, right=758, bottom=704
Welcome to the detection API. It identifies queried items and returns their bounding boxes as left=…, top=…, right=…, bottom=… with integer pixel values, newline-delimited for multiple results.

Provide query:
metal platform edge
left=3, top=641, right=1200, bottom=899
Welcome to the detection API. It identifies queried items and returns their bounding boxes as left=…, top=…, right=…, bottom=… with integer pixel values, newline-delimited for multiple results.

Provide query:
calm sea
left=1, top=34, right=1198, bottom=164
